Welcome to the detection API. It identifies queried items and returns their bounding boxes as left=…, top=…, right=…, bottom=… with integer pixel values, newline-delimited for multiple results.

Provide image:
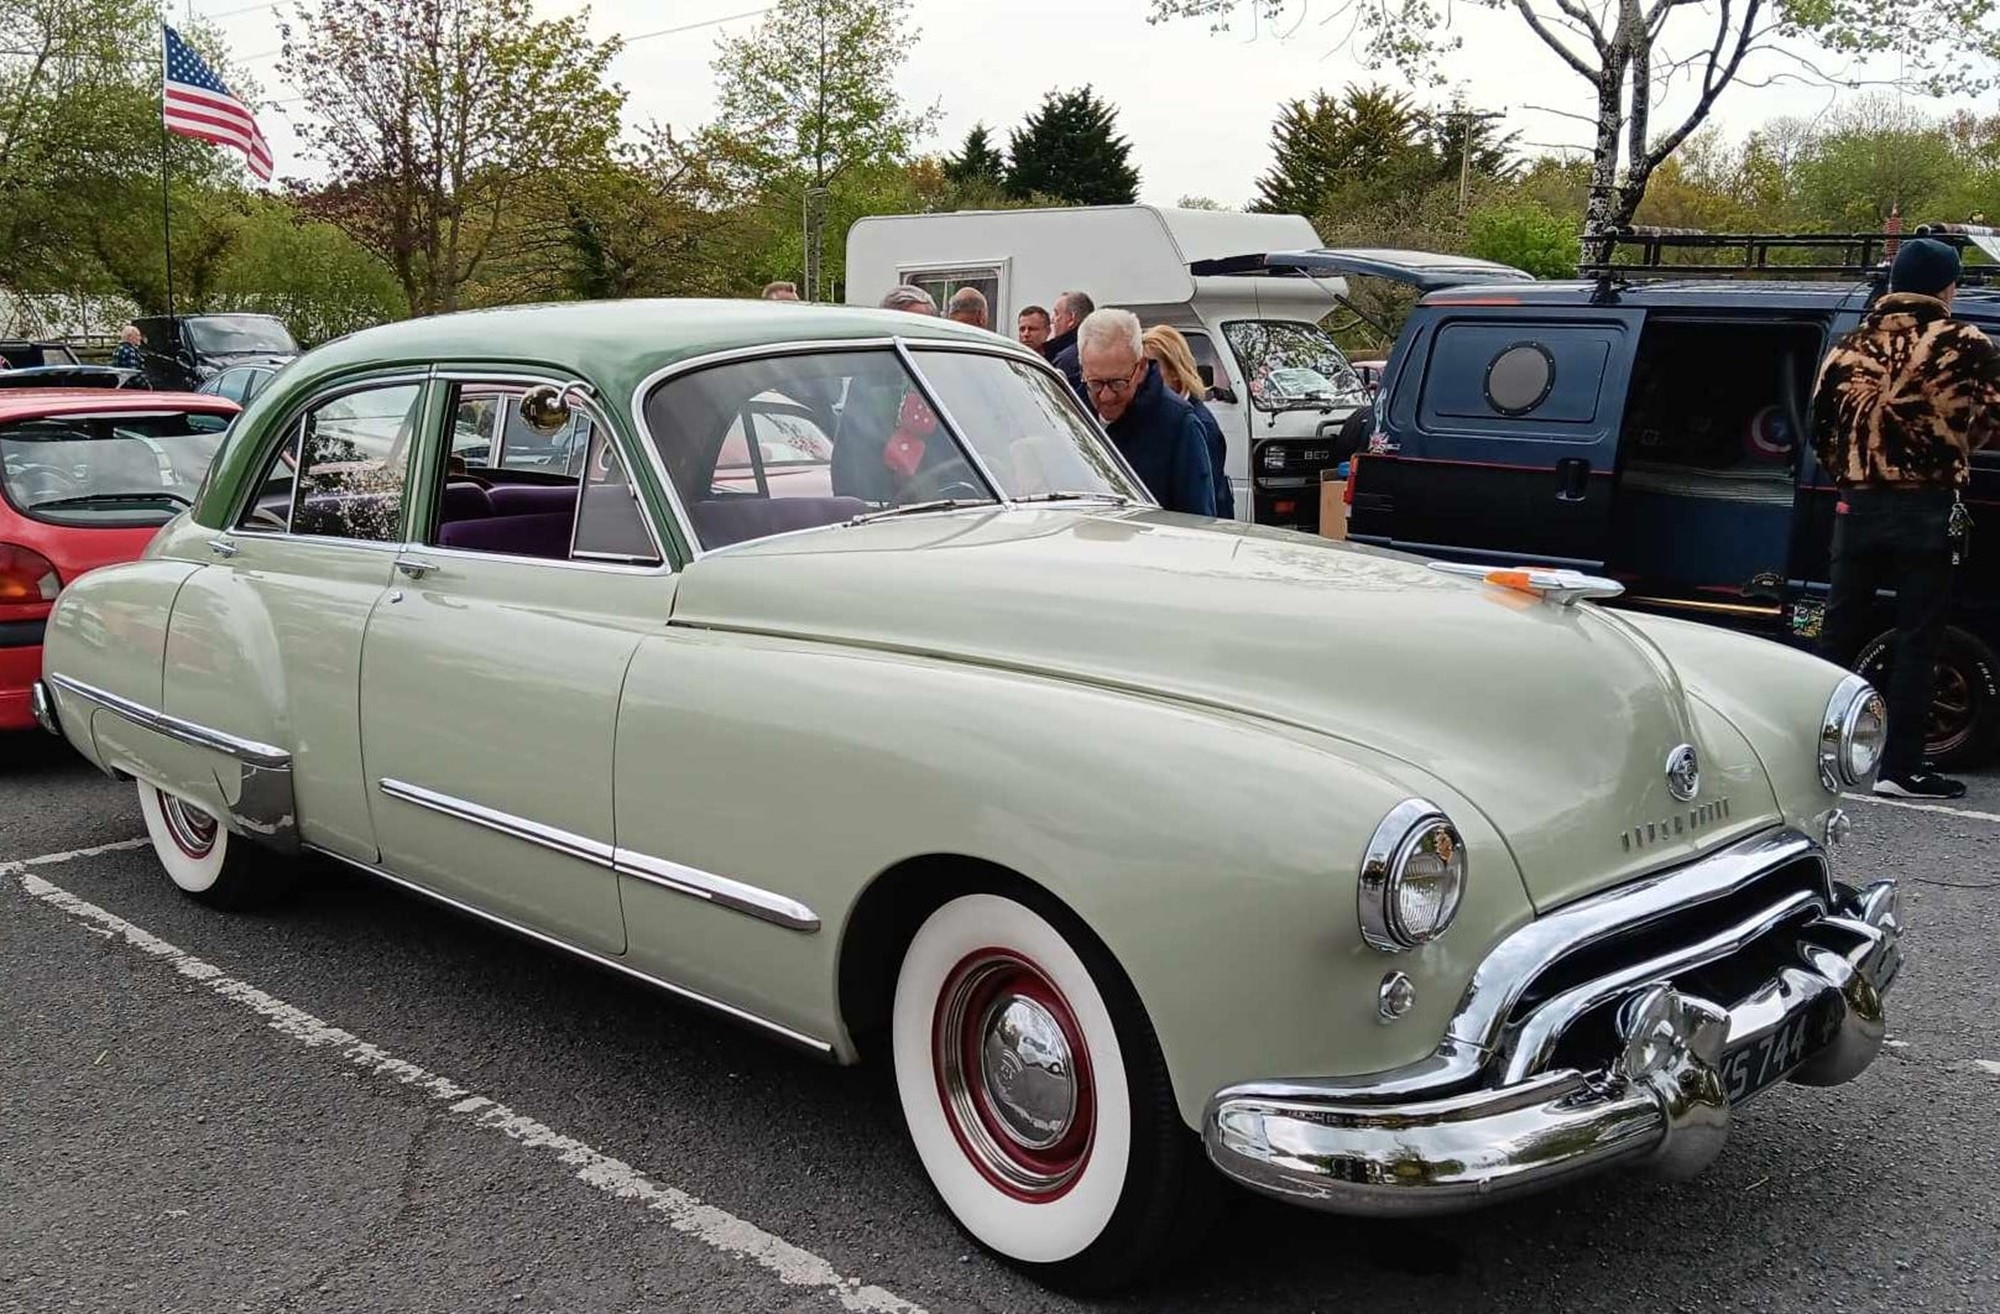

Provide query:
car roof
left=0, top=389, right=239, bottom=421
left=1422, top=278, right=2000, bottom=318
left=287, top=299, right=1010, bottom=403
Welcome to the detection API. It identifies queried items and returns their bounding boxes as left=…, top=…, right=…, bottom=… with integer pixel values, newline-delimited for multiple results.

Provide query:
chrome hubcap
left=933, top=950, right=1094, bottom=1200
left=978, top=994, right=1077, bottom=1150
left=158, top=792, right=218, bottom=860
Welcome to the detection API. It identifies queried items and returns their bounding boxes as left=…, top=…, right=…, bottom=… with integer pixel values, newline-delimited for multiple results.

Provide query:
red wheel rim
left=932, top=948, right=1095, bottom=1202
left=158, top=792, right=218, bottom=860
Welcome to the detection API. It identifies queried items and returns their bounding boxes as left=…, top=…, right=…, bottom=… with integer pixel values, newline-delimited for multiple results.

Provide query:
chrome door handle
left=206, top=537, right=238, bottom=558
left=394, top=558, right=437, bottom=580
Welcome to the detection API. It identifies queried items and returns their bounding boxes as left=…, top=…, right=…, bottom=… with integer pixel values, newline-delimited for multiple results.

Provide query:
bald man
left=946, top=286, right=989, bottom=330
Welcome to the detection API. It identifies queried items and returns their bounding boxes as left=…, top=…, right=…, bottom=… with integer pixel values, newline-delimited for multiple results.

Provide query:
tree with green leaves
left=711, top=0, right=937, bottom=297
left=945, top=123, right=1007, bottom=191
left=1251, top=85, right=1431, bottom=217
left=1006, top=86, right=1138, bottom=206
left=280, top=0, right=625, bottom=317
left=1150, top=0, right=2000, bottom=248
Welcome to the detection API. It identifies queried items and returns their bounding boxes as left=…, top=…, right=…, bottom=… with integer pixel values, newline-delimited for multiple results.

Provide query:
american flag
left=163, top=25, right=273, bottom=182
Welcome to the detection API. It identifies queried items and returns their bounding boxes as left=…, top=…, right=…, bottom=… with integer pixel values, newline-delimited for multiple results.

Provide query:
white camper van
left=845, top=205, right=1532, bottom=529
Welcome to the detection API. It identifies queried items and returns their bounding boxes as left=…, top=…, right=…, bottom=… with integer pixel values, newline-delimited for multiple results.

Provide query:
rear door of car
left=1351, top=303, right=1645, bottom=569
left=356, top=371, right=677, bottom=957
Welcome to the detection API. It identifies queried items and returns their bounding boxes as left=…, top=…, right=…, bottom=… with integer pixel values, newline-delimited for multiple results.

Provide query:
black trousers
left=1818, top=487, right=1955, bottom=778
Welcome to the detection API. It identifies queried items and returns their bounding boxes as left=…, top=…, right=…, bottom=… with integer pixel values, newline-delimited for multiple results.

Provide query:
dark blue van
left=1272, top=238, right=2000, bottom=765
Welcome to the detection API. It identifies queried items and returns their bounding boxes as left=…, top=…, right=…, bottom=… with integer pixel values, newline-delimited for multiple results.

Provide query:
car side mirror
left=1210, top=383, right=1238, bottom=405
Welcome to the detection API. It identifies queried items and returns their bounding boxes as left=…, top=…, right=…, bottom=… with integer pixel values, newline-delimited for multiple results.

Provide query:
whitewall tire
left=891, top=890, right=1213, bottom=1291
left=136, top=783, right=275, bottom=908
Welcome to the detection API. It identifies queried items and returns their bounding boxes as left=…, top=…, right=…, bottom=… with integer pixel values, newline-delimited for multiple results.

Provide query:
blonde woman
left=1141, top=325, right=1233, bottom=519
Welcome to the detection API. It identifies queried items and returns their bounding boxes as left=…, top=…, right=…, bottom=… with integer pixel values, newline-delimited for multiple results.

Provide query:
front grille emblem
left=1665, top=743, right=1700, bottom=802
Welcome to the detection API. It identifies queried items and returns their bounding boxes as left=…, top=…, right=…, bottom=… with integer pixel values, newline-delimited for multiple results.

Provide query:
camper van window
left=904, top=269, right=1001, bottom=323
left=1222, top=321, right=1366, bottom=412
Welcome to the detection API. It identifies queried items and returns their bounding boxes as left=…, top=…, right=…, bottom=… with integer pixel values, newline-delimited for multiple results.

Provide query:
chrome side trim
left=379, top=777, right=616, bottom=867
left=614, top=849, right=821, bottom=933
left=375, top=778, right=820, bottom=933
left=48, top=673, right=290, bottom=767
left=303, top=844, right=834, bottom=1056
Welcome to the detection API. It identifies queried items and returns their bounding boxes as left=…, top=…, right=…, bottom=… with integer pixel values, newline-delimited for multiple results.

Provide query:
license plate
left=1720, top=1005, right=1836, bottom=1104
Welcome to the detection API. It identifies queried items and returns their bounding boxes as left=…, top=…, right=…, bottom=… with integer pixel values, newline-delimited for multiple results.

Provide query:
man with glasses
left=1078, top=308, right=1216, bottom=516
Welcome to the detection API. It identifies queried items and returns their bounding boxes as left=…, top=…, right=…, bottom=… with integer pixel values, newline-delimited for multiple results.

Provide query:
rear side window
left=238, top=382, right=421, bottom=541
left=1419, top=323, right=1617, bottom=433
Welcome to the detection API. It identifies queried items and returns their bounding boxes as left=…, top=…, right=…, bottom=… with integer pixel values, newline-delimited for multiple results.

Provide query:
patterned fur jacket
left=1811, top=292, right=2000, bottom=489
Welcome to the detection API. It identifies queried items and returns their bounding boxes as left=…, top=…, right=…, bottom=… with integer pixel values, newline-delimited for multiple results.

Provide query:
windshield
left=1, top=410, right=232, bottom=525
left=184, top=315, right=299, bottom=357
left=644, top=346, right=1141, bottom=551
left=1223, top=320, right=1366, bottom=411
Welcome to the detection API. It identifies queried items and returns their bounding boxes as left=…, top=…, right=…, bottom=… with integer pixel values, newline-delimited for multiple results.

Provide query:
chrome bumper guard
left=30, top=678, right=59, bottom=736
left=1204, top=828, right=1900, bottom=1215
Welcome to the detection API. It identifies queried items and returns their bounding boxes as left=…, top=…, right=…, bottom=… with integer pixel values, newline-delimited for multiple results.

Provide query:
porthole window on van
left=1485, top=344, right=1556, bottom=416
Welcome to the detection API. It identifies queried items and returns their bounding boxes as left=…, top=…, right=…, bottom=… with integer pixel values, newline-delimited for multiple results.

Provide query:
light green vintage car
left=33, top=301, right=1903, bottom=1291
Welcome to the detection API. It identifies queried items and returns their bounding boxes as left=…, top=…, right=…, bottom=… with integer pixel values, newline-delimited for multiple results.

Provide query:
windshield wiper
left=846, top=498, right=990, bottom=526
left=1011, top=491, right=1132, bottom=505
left=32, top=491, right=192, bottom=510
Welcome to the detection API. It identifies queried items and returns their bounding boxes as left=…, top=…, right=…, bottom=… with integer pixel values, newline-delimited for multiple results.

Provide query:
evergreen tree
left=944, top=123, right=1007, bottom=190
left=1251, top=86, right=1425, bottom=217
left=1005, top=87, right=1139, bottom=206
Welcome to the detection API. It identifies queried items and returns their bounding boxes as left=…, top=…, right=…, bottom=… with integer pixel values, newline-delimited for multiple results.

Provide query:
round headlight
left=1820, top=675, right=1887, bottom=790
left=1359, top=799, right=1468, bottom=951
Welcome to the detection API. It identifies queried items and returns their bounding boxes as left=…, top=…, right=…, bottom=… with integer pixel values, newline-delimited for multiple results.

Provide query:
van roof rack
left=1579, top=223, right=1994, bottom=285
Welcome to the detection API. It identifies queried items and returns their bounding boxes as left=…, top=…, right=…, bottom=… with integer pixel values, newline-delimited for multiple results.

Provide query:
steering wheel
left=897, top=462, right=985, bottom=505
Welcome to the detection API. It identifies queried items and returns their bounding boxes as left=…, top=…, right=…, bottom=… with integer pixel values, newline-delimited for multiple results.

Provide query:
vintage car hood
left=671, top=508, right=1782, bottom=911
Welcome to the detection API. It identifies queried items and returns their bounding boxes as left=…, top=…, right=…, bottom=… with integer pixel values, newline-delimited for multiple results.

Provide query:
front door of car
left=163, top=375, right=429, bottom=864
left=1352, top=308, right=1644, bottom=569
left=357, top=377, right=675, bottom=957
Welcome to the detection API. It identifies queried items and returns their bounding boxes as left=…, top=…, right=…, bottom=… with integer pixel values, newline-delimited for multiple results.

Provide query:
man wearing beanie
left=1812, top=237, right=2000, bottom=799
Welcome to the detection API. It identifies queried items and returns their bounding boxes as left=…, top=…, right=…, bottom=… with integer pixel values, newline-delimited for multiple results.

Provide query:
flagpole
left=157, top=23, right=177, bottom=328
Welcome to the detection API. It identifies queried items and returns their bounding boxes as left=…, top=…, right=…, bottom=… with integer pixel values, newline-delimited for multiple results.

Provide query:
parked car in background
left=0, top=340, right=83, bottom=370
left=1, top=389, right=238, bottom=728
left=0, top=365, right=148, bottom=391
left=196, top=361, right=283, bottom=406
left=132, top=313, right=299, bottom=391
left=32, top=300, right=1900, bottom=1292
left=1343, top=228, right=2000, bottom=766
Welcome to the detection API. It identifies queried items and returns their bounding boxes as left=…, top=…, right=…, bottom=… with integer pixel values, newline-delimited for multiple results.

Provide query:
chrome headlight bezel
left=1819, top=674, right=1887, bottom=791
left=1359, top=798, right=1468, bottom=952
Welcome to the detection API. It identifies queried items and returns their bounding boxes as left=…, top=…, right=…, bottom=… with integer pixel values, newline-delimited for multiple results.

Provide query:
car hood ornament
left=1665, top=743, right=1700, bottom=802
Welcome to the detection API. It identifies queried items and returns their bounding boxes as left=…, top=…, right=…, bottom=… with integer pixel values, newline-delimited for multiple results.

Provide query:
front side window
left=0, top=409, right=232, bottom=526
left=238, top=382, right=421, bottom=541
left=644, top=348, right=1141, bottom=551
left=1223, top=320, right=1366, bottom=413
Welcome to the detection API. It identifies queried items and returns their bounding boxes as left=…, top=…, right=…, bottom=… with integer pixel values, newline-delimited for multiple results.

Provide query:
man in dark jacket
left=1042, top=291, right=1092, bottom=399
left=1078, top=308, right=1216, bottom=515
left=1812, top=237, right=2000, bottom=799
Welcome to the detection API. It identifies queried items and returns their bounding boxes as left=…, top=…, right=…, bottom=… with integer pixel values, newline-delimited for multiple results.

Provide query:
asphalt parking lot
left=4, top=736, right=1998, bottom=1314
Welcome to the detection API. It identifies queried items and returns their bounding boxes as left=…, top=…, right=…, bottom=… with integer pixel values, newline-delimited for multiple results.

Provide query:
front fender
left=1618, top=612, right=1851, bottom=838
left=614, top=626, right=1537, bottom=1130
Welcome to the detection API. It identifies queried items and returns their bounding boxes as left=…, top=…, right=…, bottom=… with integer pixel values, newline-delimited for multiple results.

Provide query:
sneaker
left=1874, top=771, right=1968, bottom=800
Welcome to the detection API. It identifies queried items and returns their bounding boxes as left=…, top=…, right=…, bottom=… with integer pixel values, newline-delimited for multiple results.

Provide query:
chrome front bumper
left=1204, top=829, right=1900, bottom=1215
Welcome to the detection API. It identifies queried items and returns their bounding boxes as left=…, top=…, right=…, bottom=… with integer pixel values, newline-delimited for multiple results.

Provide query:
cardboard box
left=1319, top=471, right=1348, bottom=541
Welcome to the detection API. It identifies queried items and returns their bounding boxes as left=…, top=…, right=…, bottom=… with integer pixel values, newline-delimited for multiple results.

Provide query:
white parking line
left=1843, top=793, right=2000, bottom=825
left=2, top=843, right=924, bottom=1314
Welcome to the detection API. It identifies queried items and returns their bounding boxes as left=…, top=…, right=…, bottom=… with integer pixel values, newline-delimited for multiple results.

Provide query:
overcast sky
left=196, top=0, right=1969, bottom=209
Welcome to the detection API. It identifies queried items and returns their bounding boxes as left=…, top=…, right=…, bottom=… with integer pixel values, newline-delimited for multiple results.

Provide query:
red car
left=1, top=389, right=238, bottom=729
